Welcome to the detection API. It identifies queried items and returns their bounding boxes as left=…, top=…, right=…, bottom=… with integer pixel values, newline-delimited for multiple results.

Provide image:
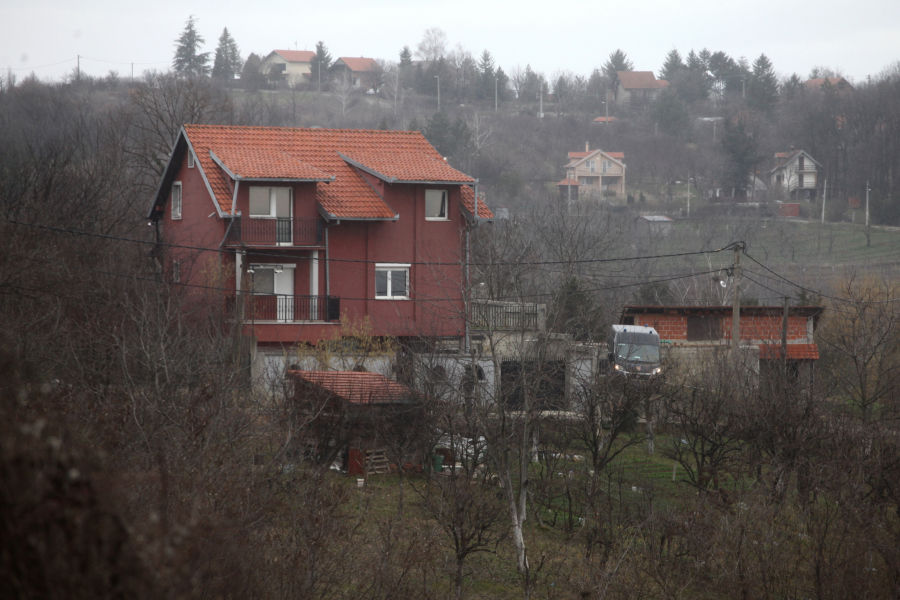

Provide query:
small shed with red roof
left=288, top=370, right=430, bottom=475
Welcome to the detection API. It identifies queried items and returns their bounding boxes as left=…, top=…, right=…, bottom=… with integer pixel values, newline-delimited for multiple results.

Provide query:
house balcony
left=472, top=301, right=546, bottom=331
left=225, top=217, right=324, bottom=247
left=229, top=294, right=340, bottom=322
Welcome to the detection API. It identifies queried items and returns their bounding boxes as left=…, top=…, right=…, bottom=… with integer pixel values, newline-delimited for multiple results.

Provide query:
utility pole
left=821, top=179, right=827, bottom=224
left=77, top=55, right=80, bottom=82
left=435, top=75, right=440, bottom=110
left=539, top=82, right=543, bottom=117
left=781, top=295, right=789, bottom=371
left=731, top=243, right=742, bottom=353
left=605, top=88, right=609, bottom=124
left=686, top=176, right=691, bottom=218
left=866, top=181, right=871, bottom=247
left=494, top=77, right=498, bottom=112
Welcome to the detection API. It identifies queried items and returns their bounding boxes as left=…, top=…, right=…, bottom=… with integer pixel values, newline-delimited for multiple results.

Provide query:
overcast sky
left=3, top=0, right=899, bottom=84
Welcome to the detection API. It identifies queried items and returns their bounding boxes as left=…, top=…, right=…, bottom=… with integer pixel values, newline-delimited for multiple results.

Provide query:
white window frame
left=588, top=161, right=596, bottom=173
left=187, top=150, right=195, bottom=169
left=375, top=263, right=410, bottom=300
left=602, top=160, right=612, bottom=174
left=249, top=186, right=292, bottom=219
left=425, top=189, right=449, bottom=221
left=171, top=182, right=182, bottom=220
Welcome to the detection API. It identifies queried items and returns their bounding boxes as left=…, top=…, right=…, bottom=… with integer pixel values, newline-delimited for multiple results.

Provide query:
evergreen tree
left=659, top=48, right=685, bottom=82
left=495, top=66, right=510, bottom=102
left=399, top=46, right=413, bottom=68
left=653, top=90, right=691, bottom=137
left=172, top=15, right=210, bottom=76
left=478, top=50, right=496, bottom=101
left=424, top=111, right=453, bottom=155
left=719, top=117, right=761, bottom=195
left=211, top=27, right=242, bottom=80
left=781, top=73, right=804, bottom=102
left=310, top=41, right=332, bottom=91
left=240, top=52, right=267, bottom=90
left=603, top=49, right=633, bottom=85
left=549, top=277, right=604, bottom=341
left=686, top=49, right=703, bottom=72
left=747, top=53, right=779, bottom=112
left=407, top=117, right=421, bottom=131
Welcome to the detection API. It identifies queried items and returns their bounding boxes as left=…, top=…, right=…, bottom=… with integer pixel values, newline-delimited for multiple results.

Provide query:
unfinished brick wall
left=630, top=313, right=810, bottom=343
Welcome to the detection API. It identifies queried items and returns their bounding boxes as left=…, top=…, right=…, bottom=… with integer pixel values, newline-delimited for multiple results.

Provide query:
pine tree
left=747, top=53, right=779, bottom=112
left=399, top=46, right=413, bottom=68
left=659, top=48, right=685, bottom=82
left=173, top=15, right=210, bottom=76
left=310, top=41, right=332, bottom=92
left=240, top=52, right=266, bottom=90
left=495, top=66, right=510, bottom=102
left=603, top=49, right=634, bottom=85
left=478, top=50, right=495, bottom=101
left=211, top=27, right=241, bottom=80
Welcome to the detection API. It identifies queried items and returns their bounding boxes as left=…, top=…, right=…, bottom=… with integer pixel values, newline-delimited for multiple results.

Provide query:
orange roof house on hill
left=148, top=124, right=491, bottom=378
left=562, top=144, right=626, bottom=198
left=803, top=77, right=855, bottom=93
left=333, top=57, right=381, bottom=88
left=613, top=71, right=669, bottom=106
left=259, top=49, right=316, bottom=84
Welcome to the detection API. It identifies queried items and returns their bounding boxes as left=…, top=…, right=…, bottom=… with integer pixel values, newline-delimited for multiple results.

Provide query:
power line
left=10, top=251, right=723, bottom=303
left=6, top=56, right=168, bottom=72
left=742, top=250, right=900, bottom=305
left=3, top=218, right=737, bottom=269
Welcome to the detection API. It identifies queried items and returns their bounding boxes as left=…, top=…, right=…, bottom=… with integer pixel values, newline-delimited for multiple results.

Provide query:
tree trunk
left=455, top=555, right=464, bottom=600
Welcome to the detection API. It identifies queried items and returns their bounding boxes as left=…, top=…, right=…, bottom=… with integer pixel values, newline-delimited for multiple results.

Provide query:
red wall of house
left=631, top=313, right=809, bottom=342
left=164, top=157, right=467, bottom=344
left=328, top=183, right=466, bottom=339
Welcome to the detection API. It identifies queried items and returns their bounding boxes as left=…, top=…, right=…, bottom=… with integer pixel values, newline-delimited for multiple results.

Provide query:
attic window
left=425, top=190, right=448, bottom=220
left=171, top=182, right=182, bottom=220
left=187, top=151, right=195, bottom=169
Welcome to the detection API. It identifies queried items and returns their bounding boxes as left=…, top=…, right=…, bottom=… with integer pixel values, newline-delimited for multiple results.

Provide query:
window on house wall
left=375, top=264, right=410, bottom=299
left=687, top=317, right=722, bottom=341
left=602, top=160, right=612, bottom=174
left=588, top=161, right=596, bottom=173
left=171, top=182, right=182, bottom=220
left=249, top=186, right=292, bottom=218
left=425, top=190, right=448, bottom=220
left=187, top=150, right=194, bottom=169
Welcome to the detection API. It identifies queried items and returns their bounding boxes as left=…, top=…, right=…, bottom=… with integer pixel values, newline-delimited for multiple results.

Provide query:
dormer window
left=425, top=189, right=449, bottom=220
left=249, top=186, right=292, bottom=218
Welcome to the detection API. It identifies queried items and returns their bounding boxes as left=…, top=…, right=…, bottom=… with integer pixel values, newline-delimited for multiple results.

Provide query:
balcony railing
left=231, top=294, right=340, bottom=322
left=472, top=302, right=542, bottom=330
left=225, top=217, right=324, bottom=247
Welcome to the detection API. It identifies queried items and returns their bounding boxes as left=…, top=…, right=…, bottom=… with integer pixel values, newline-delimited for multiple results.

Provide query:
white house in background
left=769, top=150, right=822, bottom=201
left=259, top=50, right=315, bottom=85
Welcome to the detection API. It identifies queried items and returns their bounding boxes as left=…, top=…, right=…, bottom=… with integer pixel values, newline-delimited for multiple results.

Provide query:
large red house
left=147, top=124, right=491, bottom=357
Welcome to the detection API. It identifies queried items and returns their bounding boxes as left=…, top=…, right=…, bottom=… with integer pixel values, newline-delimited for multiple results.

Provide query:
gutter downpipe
left=324, top=220, right=340, bottom=298
left=465, top=179, right=479, bottom=354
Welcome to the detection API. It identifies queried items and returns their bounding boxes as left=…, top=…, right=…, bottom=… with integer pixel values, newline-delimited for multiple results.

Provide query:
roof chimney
left=585, top=141, right=589, bottom=152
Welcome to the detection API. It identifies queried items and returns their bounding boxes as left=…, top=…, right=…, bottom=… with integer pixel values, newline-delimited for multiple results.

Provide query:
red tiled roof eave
left=288, top=370, right=421, bottom=404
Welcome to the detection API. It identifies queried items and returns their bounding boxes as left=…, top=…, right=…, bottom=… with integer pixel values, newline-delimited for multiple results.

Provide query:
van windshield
left=616, top=343, right=660, bottom=363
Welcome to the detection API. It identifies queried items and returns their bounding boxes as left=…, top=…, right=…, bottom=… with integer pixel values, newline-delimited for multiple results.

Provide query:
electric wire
left=2, top=218, right=737, bottom=268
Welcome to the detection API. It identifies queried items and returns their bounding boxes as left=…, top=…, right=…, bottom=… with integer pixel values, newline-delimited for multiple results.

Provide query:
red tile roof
left=758, top=344, right=820, bottom=360
left=803, top=77, right=854, bottom=92
left=274, top=50, right=315, bottom=63
left=461, top=186, right=492, bottom=219
left=336, top=57, right=379, bottom=72
left=592, top=116, right=619, bottom=123
left=183, top=124, right=488, bottom=219
left=567, top=151, right=591, bottom=159
left=607, top=151, right=625, bottom=160
left=617, top=71, right=668, bottom=90
left=566, top=149, right=625, bottom=166
left=212, top=147, right=334, bottom=181
left=341, top=149, right=474, bottom=184
left=289, top=370, right=418, bottom=404
left=556, top=178, right=581, bottom=186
